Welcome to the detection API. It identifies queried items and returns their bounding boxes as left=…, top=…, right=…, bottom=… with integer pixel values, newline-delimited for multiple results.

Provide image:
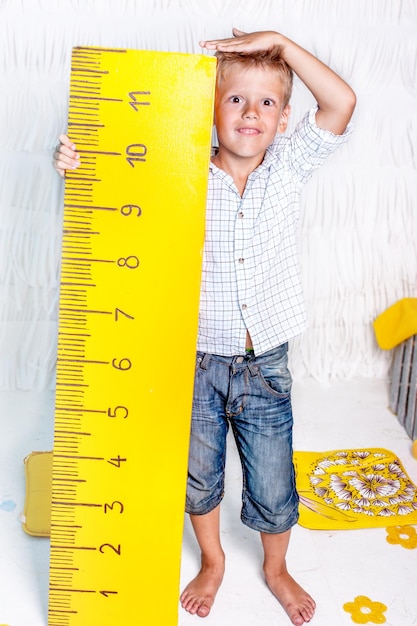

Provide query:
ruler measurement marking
left=58, top=359, right=109, bottom=365
left=52, top=494, right=78, bottom=500
left=56, top=408, right=107, bottom=414
left=65, top=177, right=99, bottom=183
left=70, top=69, right=109, bottom=76
left=51, top=545, right=97, bottom=551
left=72, top=149, right=121, bottom=156
left=50, top=588, right=96, bottom=594
left=65, top=204, right=117, bottom=212
left=68, top=105, right=100, bottom=112
left=61, top=257, right=115, bottom=264
left=66, top=186, right=95, bottom=192
left=63, top=218, right=94, bottom=223
left=53, top=480, right=86, bottom=485
left=53, top=449, right=81, bottom=455
left=71, top=83, right=101, bottom=89
left=48, top=610, right=78, bottom=614
left=71, top=86, right=101, bottom=92
left=55, top=430, right=91, bottom=437
left=60, top=308, right=112, bottom=315
left=56, top=383, right=89, bottom=388
left=75, top=46, right=127, bottom=53
left=63, top=230, right=98, bottom=235
left=64, top=215, right=95, bottom=221
left=71, top=87, right=101, bottom=94
left=68, top=123, right=105, bottom=129
left=60, top=282, right=96, bottom=287
left=62, top=244, right=93, bottom=248
left=54, top=455, right=104, bottom=461
left=60, top=295, right=88, bottom=300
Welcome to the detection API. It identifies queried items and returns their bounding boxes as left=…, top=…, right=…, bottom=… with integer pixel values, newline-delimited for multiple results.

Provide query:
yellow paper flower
left=343, top=595, right=387, bottom=624
left=386, top=525, right=417, bottom=549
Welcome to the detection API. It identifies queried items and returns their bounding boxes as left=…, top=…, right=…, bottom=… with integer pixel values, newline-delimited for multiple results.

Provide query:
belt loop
left=200, top=353, right=211, bottom=370
left=248, top=362, right=258, bottom=376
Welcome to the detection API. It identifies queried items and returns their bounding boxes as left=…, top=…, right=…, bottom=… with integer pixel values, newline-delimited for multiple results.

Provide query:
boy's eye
left=263, top=99, right=273, bottom=106
left=230, top=96, right=242, bottom=103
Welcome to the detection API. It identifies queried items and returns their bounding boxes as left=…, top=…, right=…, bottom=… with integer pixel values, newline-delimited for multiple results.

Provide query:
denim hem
left=185, top=493, right=224, bottom=516
left=240, top=509, right=299, bottom=534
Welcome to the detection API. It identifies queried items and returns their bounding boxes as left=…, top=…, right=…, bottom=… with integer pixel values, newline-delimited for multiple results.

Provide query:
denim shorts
left=185, top=343, right=299, bottom=534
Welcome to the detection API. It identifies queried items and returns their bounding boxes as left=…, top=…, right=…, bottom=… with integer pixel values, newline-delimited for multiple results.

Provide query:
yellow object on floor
left=294, top=448, right=417, bottom=530
left=22, top=451, right=52, bottom=537
left=373, top=297, right=417, bottom=350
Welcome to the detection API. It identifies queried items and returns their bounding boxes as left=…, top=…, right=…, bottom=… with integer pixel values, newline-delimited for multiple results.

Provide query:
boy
left=54, top=28, right=355, bottom=625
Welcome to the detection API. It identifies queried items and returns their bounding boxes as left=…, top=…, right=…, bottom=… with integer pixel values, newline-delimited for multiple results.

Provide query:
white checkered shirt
left=197, top=107, right=352, bottom=356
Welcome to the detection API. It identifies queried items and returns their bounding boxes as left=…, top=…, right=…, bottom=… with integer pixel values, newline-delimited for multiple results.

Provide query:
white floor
left=1, top=378, right=416, bottom=626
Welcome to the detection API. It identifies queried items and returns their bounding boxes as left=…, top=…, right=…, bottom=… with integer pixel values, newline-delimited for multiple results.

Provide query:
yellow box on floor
left=22, top=451, right=52, bottom=537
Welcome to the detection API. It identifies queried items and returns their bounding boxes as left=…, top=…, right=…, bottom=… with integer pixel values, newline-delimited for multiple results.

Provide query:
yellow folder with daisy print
left=294, top=448, right=417, bottom=530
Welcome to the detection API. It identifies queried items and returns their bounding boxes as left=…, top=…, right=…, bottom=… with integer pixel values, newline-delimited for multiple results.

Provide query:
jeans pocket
left=257, top=361, right=292, bottom=398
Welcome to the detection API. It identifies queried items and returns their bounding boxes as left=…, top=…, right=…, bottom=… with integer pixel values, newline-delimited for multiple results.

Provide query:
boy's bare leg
left=180, top=504, right=225, bottom=618
left=261, top=529, right=316, bottom=625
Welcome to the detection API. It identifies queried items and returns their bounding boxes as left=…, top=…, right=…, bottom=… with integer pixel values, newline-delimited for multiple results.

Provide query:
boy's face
left=214, top=65, right=290, bottom=166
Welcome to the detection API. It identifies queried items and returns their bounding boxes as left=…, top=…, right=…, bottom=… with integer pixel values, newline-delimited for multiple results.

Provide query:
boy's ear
left=277, top=104, right=291, bottom=134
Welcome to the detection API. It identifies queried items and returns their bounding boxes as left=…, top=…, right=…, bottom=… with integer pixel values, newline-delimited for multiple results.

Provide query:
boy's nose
left=243, top=104, right=259, bottom=119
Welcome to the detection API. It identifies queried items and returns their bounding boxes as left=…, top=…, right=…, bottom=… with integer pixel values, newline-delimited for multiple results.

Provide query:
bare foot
left=180, top=558, right=225, bottom=618
left=264, top=568, right=316, bottom=625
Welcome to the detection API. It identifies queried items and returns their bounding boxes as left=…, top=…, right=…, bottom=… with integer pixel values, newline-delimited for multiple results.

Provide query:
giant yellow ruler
left=48, top=47, right=216, bottom=626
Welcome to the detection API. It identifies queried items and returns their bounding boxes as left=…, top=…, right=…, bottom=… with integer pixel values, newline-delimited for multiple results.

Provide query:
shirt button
left=241, top=304, right=247, bottom=310
left=238, top=258, right=244, bottom=264
left=238, top=211, right=244, bottom=218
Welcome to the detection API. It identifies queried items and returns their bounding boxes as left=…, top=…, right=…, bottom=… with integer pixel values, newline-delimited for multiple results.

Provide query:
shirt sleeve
left=271, top=106, right=353, bottom=185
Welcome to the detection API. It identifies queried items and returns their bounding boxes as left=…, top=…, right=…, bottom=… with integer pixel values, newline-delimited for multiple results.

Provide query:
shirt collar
left=209, top=143, right=277, bottom=179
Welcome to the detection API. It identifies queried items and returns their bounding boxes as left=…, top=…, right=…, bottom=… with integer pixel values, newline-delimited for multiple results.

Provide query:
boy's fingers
left=58, top=145, right=78, bottom=160
left=200, top=39, right=239, bottom=50
left=200, top=29, right=247, bottom=49
left=58, top=134, right=76, bottom=150
left=53, top=151, right=80, bottom=177
left=53, top=135, right=79, bottom=178
left=232, top=28, right=246, bottom=37
left=200, top=35, right=253, bottom=51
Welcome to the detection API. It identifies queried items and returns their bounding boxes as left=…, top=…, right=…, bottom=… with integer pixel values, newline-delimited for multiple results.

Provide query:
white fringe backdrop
left=0, top=0, right=416, bottom=389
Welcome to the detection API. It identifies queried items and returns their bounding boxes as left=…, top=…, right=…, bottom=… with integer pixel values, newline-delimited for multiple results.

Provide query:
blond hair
left=215, top=46, right=293, bottom=107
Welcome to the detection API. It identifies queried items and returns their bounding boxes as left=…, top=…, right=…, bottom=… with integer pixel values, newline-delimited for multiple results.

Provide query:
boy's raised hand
left=53, top=135, right=80, bottom=178
left=200, top=28, right=279, bottom=52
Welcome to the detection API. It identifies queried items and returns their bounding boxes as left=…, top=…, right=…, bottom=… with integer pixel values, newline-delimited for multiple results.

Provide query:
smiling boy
left=180, top=29, right=355, bottom=625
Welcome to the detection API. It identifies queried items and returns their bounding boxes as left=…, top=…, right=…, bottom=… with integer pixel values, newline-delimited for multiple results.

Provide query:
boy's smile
left=212, top=65, right=290, bottom=176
